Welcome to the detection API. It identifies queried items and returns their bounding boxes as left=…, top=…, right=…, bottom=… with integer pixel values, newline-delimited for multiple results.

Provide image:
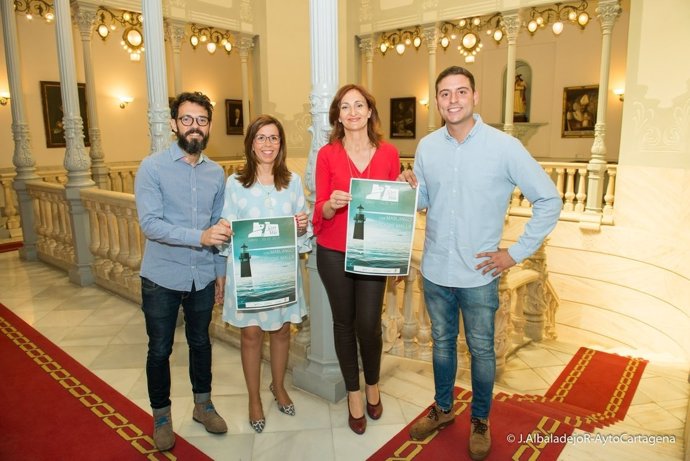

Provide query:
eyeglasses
left=254, top=134, right=281, bottom=145
left=178, top=115, right=210, bottom=126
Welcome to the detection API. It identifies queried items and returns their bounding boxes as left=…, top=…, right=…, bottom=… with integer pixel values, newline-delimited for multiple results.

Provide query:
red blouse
left=313, top=140, right=400, bottom=252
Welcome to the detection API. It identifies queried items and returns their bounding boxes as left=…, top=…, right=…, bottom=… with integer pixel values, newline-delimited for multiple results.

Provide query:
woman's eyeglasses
left=255, top=134, right=281, bottom=145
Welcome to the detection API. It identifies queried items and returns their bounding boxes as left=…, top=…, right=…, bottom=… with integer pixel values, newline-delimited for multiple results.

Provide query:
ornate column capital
left=72, top=2, right=97, bottom=40
left=423, top=25, right=438, bottom=53
left=359, top=36, right=374, bottom=61
left=596, top=0, right=621, bottom=34
left=165, top=19, right=187, bottom=54
left=237, top=34, right=255, bottom=59
left=502, top=12, right=521, bottom=44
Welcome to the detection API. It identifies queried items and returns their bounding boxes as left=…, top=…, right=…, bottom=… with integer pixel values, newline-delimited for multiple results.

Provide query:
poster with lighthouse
left=344, top=178, right=418, bottom=276
left=230, top=216, right=297, bottom=310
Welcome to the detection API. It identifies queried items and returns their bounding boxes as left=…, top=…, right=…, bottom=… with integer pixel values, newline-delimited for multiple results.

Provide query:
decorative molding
left=631, top=97, right=690, bottom=153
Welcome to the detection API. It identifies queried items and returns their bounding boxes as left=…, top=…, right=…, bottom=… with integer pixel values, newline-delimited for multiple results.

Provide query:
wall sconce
left=527, top=1, right=590, bottom=36
left=437, top=13, right=502, bottom=63
left=0, top=92, right=10, bottom=106
left=189, top=24, right=234, bottom=55
left=13, top=0, right=54, bottom=23
left=613, top=88, right=624, bottom=102
left=377, top=26, right=423, bottom=56
left=419, top=98, right=429, bottom=108
left=95, top=7, right=145, bottom=61
left=119, top=96, right=134, bottom=109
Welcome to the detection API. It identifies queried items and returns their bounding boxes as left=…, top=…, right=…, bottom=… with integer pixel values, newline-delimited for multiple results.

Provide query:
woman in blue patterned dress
left=219, top=115, right=311, bottom=433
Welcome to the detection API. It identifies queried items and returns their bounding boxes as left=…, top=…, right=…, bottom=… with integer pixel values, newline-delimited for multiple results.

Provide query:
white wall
left=501, top=0, right=690, bottom=366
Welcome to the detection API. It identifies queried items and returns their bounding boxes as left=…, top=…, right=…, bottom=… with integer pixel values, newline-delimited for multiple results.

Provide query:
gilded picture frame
left=562, top=85, right=598, bottom=138
left=390, top=97, right=416, bottom=139
left=40, top=81, right=90, bottom=148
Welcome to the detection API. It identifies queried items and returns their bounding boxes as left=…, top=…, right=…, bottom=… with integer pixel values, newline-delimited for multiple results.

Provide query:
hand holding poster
left=345, top=178, right=418, bottom=275
left=231, top=216, right=298, bottom=310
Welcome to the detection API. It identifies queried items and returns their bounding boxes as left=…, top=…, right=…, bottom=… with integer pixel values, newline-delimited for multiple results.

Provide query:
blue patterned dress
left=219, top=172, right=311, bottom=330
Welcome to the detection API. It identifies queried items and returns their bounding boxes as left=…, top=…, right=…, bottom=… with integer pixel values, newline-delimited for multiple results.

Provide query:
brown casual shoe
left=193, top=400, right=228, bottom=434
left=468, top=417, right=491, bottom=460
left=153, top=410, right=175, bottom=451
left=409, top=404, right=455, bottom=440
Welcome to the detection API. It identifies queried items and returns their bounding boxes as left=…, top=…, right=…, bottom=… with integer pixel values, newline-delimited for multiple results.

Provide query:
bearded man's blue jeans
left=141, top=277, right=215, bottom=410
left=423, top=277, right=499, bottom=418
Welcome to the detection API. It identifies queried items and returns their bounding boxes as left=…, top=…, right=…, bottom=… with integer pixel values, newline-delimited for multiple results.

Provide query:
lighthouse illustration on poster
left=231, top=216, right=297, bottom=310
left=344, top=178, right=418, bottom=275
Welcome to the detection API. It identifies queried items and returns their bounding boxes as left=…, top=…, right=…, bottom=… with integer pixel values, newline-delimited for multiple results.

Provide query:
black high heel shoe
left=270, top=383, right=295, bottom=416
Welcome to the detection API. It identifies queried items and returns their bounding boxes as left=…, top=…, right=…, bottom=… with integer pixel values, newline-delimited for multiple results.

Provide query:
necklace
left=344, top=144, right=373, bottom=179
left=256, top=177, right=275, bottom=210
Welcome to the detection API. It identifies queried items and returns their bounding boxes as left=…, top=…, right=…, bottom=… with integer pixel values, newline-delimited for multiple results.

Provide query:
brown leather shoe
left=468, top=417, right=491, bottom=460
left=348, top=398, right=366, bottom=434
left=409, top=404, right=455, bottom=440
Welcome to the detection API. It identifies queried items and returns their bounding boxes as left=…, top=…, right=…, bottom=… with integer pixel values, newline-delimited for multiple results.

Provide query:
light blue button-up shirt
left=135, top=142, right=227, bottom=291
left=414, top=114, right=561, bottom=288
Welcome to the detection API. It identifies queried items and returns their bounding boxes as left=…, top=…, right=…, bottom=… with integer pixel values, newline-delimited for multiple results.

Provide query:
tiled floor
left=0, top=249, right=686, bottom=460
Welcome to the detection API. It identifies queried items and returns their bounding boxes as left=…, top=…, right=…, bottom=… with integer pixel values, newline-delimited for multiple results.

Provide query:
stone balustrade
left=26, top=180, right=74, bottom=271
left=23, top=180, right=557, bottom=376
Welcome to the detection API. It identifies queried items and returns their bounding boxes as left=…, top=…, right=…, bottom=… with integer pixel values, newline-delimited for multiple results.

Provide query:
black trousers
left=316, top=245, right=386, bottom=391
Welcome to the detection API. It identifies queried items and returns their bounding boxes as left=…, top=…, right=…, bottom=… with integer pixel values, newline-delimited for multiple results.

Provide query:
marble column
left=237, top=34, right=254, bottom=134
left=293, top=0, right=345, bottom=403
left=501, top=11, right=521, bottom=137
left=55, top=0, right=95, bottom=285
left=166, top=19, right=186, bottom=96
left=74, top=2, right=108, bottom=189
left=358, top=35, right=374, bottom=91
left=583, top=0, right=621, bottom=222
left=0, top=0, right=40, bottom=260
left=422, top=25, right=438, bottom=133
left=141, top=0, right=171, bottom=154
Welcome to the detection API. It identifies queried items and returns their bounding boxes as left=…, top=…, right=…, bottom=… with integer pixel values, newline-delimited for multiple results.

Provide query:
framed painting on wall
left=225, top=99, right=243, bottom=135
left=562, top=85, right=598, bottom=138
left=40, top=81, right=90, bottom=148
left=390, top=97, right=416, bottom=139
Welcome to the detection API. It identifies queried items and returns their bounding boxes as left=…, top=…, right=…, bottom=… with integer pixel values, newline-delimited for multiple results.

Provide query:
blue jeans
left=423, top=277, right=499, bottom=419
left=141, top=277, right=215, bottom=410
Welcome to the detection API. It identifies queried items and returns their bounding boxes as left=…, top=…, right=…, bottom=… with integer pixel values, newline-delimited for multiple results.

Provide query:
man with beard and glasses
left=135, top=91, right=232, bottom=451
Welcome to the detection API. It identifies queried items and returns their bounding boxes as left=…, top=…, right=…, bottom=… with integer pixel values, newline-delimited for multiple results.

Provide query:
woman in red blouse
left=313, top=84, right=400, bottom=434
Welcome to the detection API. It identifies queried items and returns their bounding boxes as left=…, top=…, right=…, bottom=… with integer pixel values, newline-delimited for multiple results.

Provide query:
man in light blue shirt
left=400, top=66, right=561, bottom=460
left=135, top=91, right=232, bottom=451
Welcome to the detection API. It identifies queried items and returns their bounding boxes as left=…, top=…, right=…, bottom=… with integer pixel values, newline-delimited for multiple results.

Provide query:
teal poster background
left=345, top=179, right=418, bottom=275
left=231, top=216, right=297, bottom=310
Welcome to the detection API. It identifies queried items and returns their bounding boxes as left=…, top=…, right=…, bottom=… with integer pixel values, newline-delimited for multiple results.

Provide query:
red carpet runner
left=0, top=303, right=212, bottom=461
left=368, top=347, right=648, bottom=461
left=0, top=240, right=23, bottom=253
